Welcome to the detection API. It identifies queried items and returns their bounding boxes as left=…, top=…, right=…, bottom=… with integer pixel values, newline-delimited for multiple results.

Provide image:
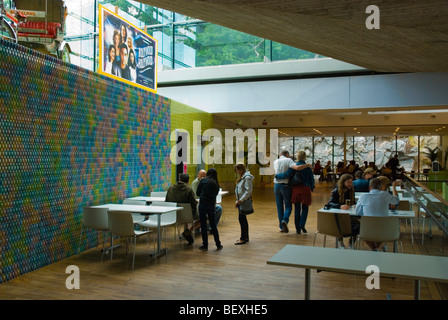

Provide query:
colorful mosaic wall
left=0, top=39, right=172, bottom=283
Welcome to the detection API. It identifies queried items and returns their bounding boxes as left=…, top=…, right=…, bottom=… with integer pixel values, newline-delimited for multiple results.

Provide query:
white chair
left=107, top=211, right=152, bottom=270
left=78, top=207, right=110, bottom=261
left=122, top=199, right=147, bottom=223
left=175, top=203, right=196, bottom=244
left=137, top=202, right=177, bottom=249
left=356, top=216, right=401, bottom=252
left=150, top=191, right=167, bottom=198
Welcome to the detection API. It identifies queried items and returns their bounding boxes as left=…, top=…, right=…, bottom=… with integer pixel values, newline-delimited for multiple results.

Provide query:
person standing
left=275, top=151, right=314, bottom=234
left=196, top=168, right=222, bottom=251
left=234, top=163, right=254, bottom=245
left=273, top=150, right=311, bottom=233
left=191, top=169, right=222, bottom=226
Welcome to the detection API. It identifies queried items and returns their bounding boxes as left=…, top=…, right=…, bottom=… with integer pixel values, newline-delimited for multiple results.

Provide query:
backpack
left=289, top=170, right=303, bottom=186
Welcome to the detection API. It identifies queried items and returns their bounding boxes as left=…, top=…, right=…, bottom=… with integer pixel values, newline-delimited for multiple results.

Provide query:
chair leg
left=313, top=232, right=318, bottom=246
left=110, top=236, right=114, bottom=260
left=131, top=236, right=136, bottom=271
left=101, top=232, right=108, bottom=262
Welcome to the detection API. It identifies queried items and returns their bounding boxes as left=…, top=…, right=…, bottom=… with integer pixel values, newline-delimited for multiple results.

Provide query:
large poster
left=98, top=5, right=157, bottom=93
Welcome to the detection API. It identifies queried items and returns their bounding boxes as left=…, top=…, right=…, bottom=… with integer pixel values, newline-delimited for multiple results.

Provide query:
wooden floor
left=1, top=181, right=447, bottom=300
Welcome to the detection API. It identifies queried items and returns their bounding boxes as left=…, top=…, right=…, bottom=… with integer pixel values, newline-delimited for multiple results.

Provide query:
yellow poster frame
left=98, top=4, right=158, bottom=93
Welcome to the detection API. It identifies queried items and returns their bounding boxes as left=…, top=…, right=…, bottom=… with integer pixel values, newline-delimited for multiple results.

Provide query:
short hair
left=280, top=150, right=289, bottom=156
left=179, top=173, right=189, bottom=183
left=119, top=43, right=128, bottom=53
left=355, top=170, right=363, bottom=179
left=369, top=177, right=383, bottom=190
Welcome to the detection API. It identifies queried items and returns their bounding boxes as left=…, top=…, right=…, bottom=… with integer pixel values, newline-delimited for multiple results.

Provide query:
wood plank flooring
left=1, top=181, right=447, bottom=300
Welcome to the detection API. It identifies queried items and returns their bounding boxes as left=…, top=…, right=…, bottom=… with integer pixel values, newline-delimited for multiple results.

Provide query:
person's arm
left=355, top=195, right=364, bottom=216
left=196, top=180, right=202, bottom=198
left=389, top=180, right=401, bottom=206
left=275, top=168, right=293, bottom=179
left=291, top=163, right=312, bottom=171
left=326, top=189, right=342, bottom=209
left=237, top=177, right=253, bottom=204
left=188, top=190, right=199, bottom=215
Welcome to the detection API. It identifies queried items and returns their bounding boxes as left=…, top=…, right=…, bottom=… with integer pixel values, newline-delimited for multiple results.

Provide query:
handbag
left=239, top=198, right=254, bottom=215
left=289, top=170, right=303, bottom=186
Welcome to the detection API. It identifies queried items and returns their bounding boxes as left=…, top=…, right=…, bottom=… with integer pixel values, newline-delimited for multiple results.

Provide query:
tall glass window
left=61, top=0, right=326, bottom=72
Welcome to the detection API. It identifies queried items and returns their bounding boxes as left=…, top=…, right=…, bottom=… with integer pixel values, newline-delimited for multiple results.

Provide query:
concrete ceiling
left=213, top=106, right=448, bottom=137
left=141, top=0, right=448, bottom=137
left=143, top=0, right=448, bottom=72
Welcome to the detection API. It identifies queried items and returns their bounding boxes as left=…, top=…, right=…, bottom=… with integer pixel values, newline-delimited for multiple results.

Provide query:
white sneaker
left=338, top=240, right=346, bottom=249
left=381, top=244, right=388, bottom=252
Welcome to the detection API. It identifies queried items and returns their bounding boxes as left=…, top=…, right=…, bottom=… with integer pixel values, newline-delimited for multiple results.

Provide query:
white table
left=318, top=206, right=415, bottom=244
left=267, top=244, right=448, bottom=300
left=126, top=190, right=229, bottom=204
left=318, top=207, right=415, bottom=218
left=125, top=196, right=166, bottom=204
left=94, top=204, right=183, bottom=258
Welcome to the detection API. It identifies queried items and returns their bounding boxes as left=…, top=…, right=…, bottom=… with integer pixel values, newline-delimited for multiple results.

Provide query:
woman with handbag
left=234, top=163, right=254, bottom=245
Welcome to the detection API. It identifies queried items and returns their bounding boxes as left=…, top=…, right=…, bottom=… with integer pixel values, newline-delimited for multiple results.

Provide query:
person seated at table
left=325, top=173, right=358, bottom=248
left=191, top=169, right=223, bottom=228
left=346, top=160, right=357, bottom=176
left=326, top=173, right=355, bottom=209
left=313, top=160, right=323, bottom=176
left=355, top=177, right=401, bottom=251
left=336, top=161, right=346, bottom=177
left=368, top=161, right=378, bottom=172
left=376, top=175, right=398, bottom=210
left=353, top=167, right=376, bottom=192
left=165, top=173, right=198, bottom=245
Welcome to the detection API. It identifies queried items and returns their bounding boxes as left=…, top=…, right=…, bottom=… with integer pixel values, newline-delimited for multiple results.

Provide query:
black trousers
left=238, top=208, right=249, bottom=240
left=199, top=202, right=221, bottom=248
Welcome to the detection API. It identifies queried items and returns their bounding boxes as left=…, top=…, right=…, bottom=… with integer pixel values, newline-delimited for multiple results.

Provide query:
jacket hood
left=242, top=171, right=254, bottom=181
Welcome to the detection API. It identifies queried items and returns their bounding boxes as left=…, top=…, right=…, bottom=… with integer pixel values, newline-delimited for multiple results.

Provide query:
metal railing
left=402, top=173, right=448, bottom=254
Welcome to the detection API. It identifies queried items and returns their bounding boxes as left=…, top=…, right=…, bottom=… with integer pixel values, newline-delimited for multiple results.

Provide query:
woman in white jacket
left=234, top=163, right=254, bottom=245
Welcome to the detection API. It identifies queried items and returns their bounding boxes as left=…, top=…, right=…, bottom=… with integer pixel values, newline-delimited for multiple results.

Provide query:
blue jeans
left=294, top=202, right=309, bottom=231
left=274, top=183, right=292, bottom=229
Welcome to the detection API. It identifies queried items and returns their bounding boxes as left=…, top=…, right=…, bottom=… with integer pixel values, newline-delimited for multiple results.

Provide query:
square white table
left=94, top=204, right=183, bottom=258
left=267, top=244, right=448, bottom=300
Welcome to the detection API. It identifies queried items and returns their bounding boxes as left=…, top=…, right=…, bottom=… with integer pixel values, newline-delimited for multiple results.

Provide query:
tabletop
left=318, top=207, right=415, bottom=218
left=267, top=244, right=448, bottom=283
left=94, top=203, right=183, bottom=214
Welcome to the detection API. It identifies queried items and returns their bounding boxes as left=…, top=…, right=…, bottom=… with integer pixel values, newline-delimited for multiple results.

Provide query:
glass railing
left=402, top=174, right=448, bottom=256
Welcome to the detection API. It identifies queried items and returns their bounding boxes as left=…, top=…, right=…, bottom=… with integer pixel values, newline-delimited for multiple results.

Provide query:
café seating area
left=1, top=177, right=447, bottom=300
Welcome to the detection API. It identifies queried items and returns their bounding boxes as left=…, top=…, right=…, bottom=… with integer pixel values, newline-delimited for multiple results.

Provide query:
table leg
left=149, top=214, right=167, bottom=258
left=414, top=279, right=420, bottom=300
left=305, top=268, right=311, bottom=300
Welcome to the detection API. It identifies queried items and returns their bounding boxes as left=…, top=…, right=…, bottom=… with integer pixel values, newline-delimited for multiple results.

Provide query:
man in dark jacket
left=165, top=173, right=198, bottom=244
